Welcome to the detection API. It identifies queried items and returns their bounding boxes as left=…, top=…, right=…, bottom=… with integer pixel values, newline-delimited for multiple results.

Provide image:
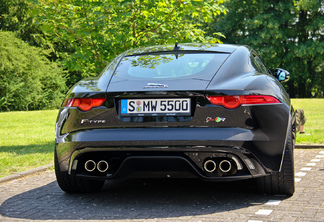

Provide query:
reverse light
left=206, top=95, right=280, bottom=109
left=64, top=98, right=106, bottom=111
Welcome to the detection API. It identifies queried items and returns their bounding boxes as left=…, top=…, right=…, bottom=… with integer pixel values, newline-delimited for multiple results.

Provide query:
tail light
left=64, top=98, right=106, bottom=111
left=206, top=95, right=280, bottom=109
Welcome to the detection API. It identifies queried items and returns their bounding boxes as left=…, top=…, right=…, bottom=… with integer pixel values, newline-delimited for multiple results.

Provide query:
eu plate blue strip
left=121, top=99, right=128, bottom=114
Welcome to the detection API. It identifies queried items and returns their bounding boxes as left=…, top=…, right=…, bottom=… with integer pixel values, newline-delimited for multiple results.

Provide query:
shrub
left=0, top=31, right=67, bottom=111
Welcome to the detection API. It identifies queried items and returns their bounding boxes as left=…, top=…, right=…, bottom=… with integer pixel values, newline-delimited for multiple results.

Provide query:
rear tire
left=54, top=151, right=104, bottom=193
left=257, top=126, right=295, bottom=195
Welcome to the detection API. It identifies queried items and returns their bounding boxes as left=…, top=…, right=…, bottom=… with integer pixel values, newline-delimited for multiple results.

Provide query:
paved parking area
left=0, top=149, right=323, bottom=222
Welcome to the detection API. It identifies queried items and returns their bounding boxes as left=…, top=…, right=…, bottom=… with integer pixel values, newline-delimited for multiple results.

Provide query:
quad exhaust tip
left=85, top=160, right=96, bottom=172
left=97, top=160, right=109, bottom=173
left=219, top=160, right=232, bottom=173
left=203, top=159, right=235, bottom=174
left=84, top=160, right=109, bottom=173
left=203, top=160, right=217, bottom=173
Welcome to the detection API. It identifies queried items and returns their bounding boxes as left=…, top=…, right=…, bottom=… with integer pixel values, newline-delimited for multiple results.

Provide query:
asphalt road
left=0, top=149, right=323, bottom=222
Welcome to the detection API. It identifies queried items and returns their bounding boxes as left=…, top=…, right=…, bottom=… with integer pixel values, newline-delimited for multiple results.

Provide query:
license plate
left=120, top=98, right=191, bottom=116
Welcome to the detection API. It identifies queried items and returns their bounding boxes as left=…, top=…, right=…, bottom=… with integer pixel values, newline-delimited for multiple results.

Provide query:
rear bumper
left=65, top=147, right=269, bottom=181
left=56, top=127, right=286, bottom=181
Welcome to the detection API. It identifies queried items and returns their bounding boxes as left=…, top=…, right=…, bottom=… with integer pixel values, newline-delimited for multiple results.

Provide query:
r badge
left=206, top=117, right=226, bottom=123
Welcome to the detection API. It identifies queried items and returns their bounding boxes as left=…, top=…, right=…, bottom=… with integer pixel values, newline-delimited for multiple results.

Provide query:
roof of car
left=125, top=43, right=243, bottom=56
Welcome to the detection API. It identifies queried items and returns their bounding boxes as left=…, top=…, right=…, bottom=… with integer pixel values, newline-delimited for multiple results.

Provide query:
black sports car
left=55, top=43, right=295, bottom=195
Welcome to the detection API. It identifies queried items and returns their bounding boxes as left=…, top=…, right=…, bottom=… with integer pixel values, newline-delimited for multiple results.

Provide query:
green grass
left=0, top=100, right=323, bottom=177
left=0, top=110, right=58, bottom=178
left=291, top=99, right=324, bottom=145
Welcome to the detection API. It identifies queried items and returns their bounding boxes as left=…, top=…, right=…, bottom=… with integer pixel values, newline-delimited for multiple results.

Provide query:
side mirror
left=274, top=68, right=290, bottom=82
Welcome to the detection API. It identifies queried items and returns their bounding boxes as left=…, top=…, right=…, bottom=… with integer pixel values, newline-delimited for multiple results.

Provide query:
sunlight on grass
left=0, top=110, right=58, bottom=177
left=291, top=99, right=324, bottom=144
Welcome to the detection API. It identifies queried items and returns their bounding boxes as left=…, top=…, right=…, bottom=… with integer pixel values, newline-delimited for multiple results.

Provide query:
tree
left=0, top=31, right=66, bottom=111
left=208, top=0, right=324, bottom=98
left=32, top=0, right=227, bottom=86
left=290, top=0, right=324, bottom=97
left=0, top=0, right=42, bottom=46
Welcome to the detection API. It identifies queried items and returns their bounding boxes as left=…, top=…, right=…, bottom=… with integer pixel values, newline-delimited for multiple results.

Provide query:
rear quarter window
left=251, top=53, right=268, bottom=74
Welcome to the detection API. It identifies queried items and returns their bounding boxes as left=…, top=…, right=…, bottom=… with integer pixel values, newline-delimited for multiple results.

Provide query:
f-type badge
left=206, top=117, right=226, bottom=123
left=81, top=119, right=106, bottom=124
left=143, top=83, right=168, bottom=89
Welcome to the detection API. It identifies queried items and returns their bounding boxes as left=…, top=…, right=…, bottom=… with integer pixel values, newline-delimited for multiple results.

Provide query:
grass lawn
left=0, top=110, right=58, bottom=178
left=291, top=99, right=324, bottom=145
left=0, top=99, right=323, bottom=178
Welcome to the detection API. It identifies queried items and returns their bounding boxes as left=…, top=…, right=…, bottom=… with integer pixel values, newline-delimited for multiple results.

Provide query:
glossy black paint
left=55, top=43, right=294, bottom=184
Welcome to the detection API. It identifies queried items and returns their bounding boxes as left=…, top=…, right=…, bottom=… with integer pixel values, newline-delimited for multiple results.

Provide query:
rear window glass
left=114, top=53, right=229, bottom=80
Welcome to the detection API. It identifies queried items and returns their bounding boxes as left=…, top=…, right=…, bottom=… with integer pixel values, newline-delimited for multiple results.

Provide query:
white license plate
left=120, top=98, right=191, bottom=116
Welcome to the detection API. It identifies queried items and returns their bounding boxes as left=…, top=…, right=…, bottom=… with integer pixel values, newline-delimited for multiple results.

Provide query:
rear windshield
left=114, top=53, right=230, bottom=80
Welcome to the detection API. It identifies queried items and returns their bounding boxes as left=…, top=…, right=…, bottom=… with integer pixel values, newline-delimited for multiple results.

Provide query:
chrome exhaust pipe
left=219, top=160, right=232, bottom=173
left=97, top=160, right=109, bottom=173
left=85, top=160, right=96, bottom=172
left=203, top=160, right=217, bottom=173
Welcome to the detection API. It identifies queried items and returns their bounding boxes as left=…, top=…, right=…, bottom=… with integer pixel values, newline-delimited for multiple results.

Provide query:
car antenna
left=174, top=42, right=180, bottom=50
left=174, top=42, right=180, bottom=59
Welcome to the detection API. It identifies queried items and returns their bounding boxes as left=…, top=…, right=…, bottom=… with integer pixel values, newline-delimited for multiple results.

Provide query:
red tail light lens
left=206, top=95, right=280, bottom=109
left=64, top=98, right=106, bottom=111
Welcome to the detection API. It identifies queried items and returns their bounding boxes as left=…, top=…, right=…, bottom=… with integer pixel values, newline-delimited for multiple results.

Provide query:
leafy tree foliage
left=0, top=0, right=42, bottom=46
left=0, top=31, right=66, bottom=111
left=209, top=0, right=324, bottom=98
left=32, top=0, right=227, bottom=86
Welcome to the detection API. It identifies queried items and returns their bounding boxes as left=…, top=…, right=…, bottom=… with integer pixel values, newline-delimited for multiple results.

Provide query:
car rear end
left=55, top=44, right=292, bottom=193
